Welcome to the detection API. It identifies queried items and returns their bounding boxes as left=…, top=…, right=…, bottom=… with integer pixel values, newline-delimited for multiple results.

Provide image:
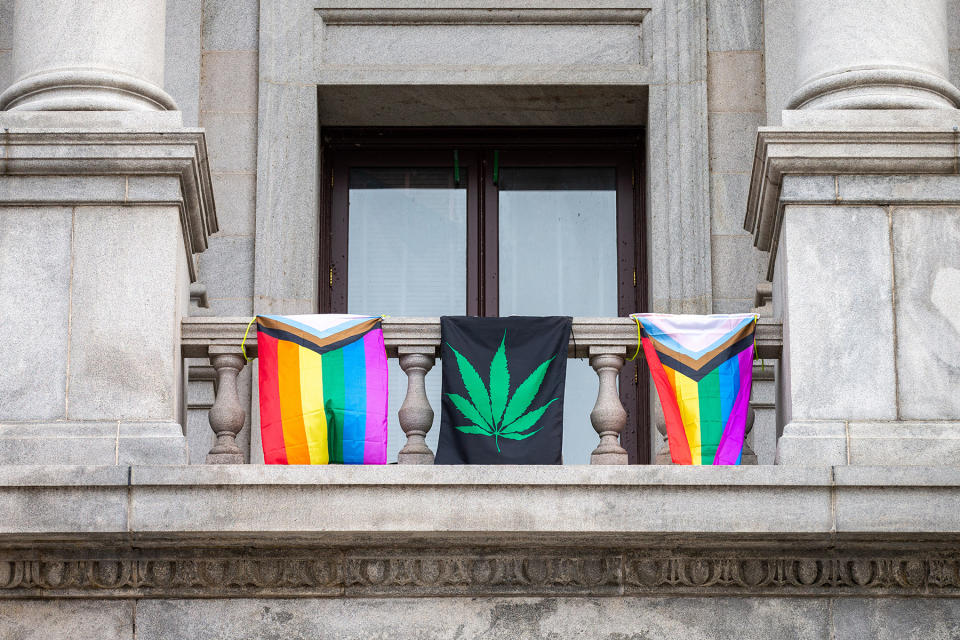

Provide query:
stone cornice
left=181, top=316, right=784, bottom=360
left=745, top=125, right=960, bottom=278
left=0, top=127, right=217, bottom=281
left=3, top=465, right=960, bottom=598
left=3, top=465, right=959, bottom=542
left=3, top=545, right=959, bottom=599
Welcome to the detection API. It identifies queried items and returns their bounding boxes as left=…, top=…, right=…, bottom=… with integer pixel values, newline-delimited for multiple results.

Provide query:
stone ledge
left=2, top=465, right=960, bottom=542
left=0, top=124, right=217, bottom=281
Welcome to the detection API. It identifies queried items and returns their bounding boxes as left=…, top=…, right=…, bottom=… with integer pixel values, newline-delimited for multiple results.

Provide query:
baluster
left=589, top=346, right=629, bottom=465
left=397, top=347, right=436, bottom=464
left=205, top=346, right=246, bottom=464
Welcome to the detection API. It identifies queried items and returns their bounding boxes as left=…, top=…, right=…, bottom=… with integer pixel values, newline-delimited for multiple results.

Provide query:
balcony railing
left=182, top=317, right=783, bottom=465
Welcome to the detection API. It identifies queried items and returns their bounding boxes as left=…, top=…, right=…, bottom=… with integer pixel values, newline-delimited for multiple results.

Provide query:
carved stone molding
left=3, top=547, right=960, bottom=599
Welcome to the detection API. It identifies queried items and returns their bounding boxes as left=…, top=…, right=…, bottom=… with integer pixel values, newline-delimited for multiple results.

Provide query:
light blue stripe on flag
left=340, top=338, right=367, bottom=464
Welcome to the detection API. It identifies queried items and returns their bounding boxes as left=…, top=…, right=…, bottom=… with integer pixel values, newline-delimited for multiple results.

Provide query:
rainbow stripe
left=257, top=314, right=388, bottom=465
left=632, top=313, right=756, bottom=465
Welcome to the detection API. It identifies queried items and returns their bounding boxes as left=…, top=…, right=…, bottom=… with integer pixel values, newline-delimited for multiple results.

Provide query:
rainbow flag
left=632, top=313, right=756, bottom=465
left=256, top=314, right=388, bottom=465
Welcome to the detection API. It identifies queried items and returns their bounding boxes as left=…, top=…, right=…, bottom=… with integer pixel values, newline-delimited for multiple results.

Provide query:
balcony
left=181, top=316, right=784, bottom=465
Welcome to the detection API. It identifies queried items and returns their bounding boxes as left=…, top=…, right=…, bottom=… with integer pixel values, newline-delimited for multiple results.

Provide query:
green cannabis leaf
left=447, top=332, right=558, bottom=453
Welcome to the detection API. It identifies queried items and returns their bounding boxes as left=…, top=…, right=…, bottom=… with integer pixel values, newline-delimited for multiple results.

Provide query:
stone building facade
left=1, top=0, right=960, bottom=637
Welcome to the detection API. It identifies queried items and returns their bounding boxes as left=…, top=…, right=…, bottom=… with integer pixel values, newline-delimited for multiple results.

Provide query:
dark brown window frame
left=321, top=127, right=650, bottom=463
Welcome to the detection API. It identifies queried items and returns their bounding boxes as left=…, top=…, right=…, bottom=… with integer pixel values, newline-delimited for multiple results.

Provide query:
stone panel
left=0, top=0, right=11, bottom=50
left=135, top=596, right=828, bottom=640
left=201, top=112, right=258, bottom=173
left=200, top=50, right=258, bottom=113
left=892, top=207, right=960, bottom=420
left=710, top=172, right=753, bottom=235
left=254, top=81, right=319, bottom=311
left=165, top=0, right=202, bottom=126
left=0, top=207, right=71, bottom=421
left=707, top=0, right=763, bottom=51
left=198, top=236, right=255, bottom=301
left=707, top=50, right=765, bottom=112
left=67, top=206, right=182, bottom=421
left=0, top=49, right=10, bottom=94
left=321, top=24, right=643, bottom=66
left=210, top=172, right=256, bottom=236
left=761, top=0, right=795, bottom=124
left=202, top=0, right=259, bottom=51
left=0, top=600, right=133, bottom=640
left=708, top=111, right=764, bottom=173
left=780, top=206, right=897, bottom=421
left=711, top=233, right=768, bottom=300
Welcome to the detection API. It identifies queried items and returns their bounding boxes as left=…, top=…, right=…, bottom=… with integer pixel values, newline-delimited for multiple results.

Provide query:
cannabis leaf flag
left=435, top=316, right=571, bottom=465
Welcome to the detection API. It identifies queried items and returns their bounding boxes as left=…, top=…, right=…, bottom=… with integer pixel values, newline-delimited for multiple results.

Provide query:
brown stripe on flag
left=257, top=317, right=380, bottom=353
left=648, top=321, right=755, bottom=372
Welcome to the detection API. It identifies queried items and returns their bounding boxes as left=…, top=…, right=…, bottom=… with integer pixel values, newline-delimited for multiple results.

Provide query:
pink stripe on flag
left=713, top=345, right=754, bottom=465
left=363, top=328, right=389, bottom=464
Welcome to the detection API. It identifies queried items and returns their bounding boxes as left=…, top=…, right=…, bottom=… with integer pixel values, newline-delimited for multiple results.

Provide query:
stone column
left=787, top=0, right=960, bottom=110
left=0, top=0, right=176, bottom=111
left=747, top=119, right=960, bottom=466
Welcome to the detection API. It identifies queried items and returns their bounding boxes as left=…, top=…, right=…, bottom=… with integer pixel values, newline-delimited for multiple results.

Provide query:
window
left=322, top=129, right=648, bottom=463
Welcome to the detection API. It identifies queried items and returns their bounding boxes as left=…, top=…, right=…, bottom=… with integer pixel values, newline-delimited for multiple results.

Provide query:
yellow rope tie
left=753, top=313, right=764, bottom=372
left=627, top=315, right=643, bottom=362
left=240, top=316, right=257, bottom=363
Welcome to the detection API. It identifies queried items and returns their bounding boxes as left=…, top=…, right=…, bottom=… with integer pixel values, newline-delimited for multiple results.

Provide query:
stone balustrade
left=182, top=317, right=784, bottom=464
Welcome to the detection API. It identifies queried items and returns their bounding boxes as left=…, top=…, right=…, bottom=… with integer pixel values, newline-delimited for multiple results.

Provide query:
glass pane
left=498, top=166, right=619, bottom=464
left=348, top=167, right=467, bottom=462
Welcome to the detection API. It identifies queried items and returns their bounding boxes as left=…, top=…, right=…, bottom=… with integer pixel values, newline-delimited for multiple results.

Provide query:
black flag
left=435, top=316, right=571, bottom=464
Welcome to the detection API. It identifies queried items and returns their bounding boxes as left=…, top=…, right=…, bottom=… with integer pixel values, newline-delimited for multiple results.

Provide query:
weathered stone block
left=0, top=207, right=71, bottom=421
left=847, top=422, right=960, bottom=466
left=202, top=0, right=259, bottom=51
left=201, top=111, right=258, bottom=172
left=0, top=465, right=127, bottom=533
left=117, top=422, right=189, bottom=465
left=834, top=465, right=960, bottom=533
left=711, top=234, right=768, bottom=301
left=0, top=600, right=133, bottom=640
left=197, top=235, right=254, bottom=301
left=164, top=0, right=202, bottom=126
left=0, top=423, right=118, bottom=465
left=832, top=598, right=960, bottom=639
left=211, top=172, right=256, bottom=236
left=135, top=596, right=829, bottom=640
left=710, top=172, right=753, bottom=236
